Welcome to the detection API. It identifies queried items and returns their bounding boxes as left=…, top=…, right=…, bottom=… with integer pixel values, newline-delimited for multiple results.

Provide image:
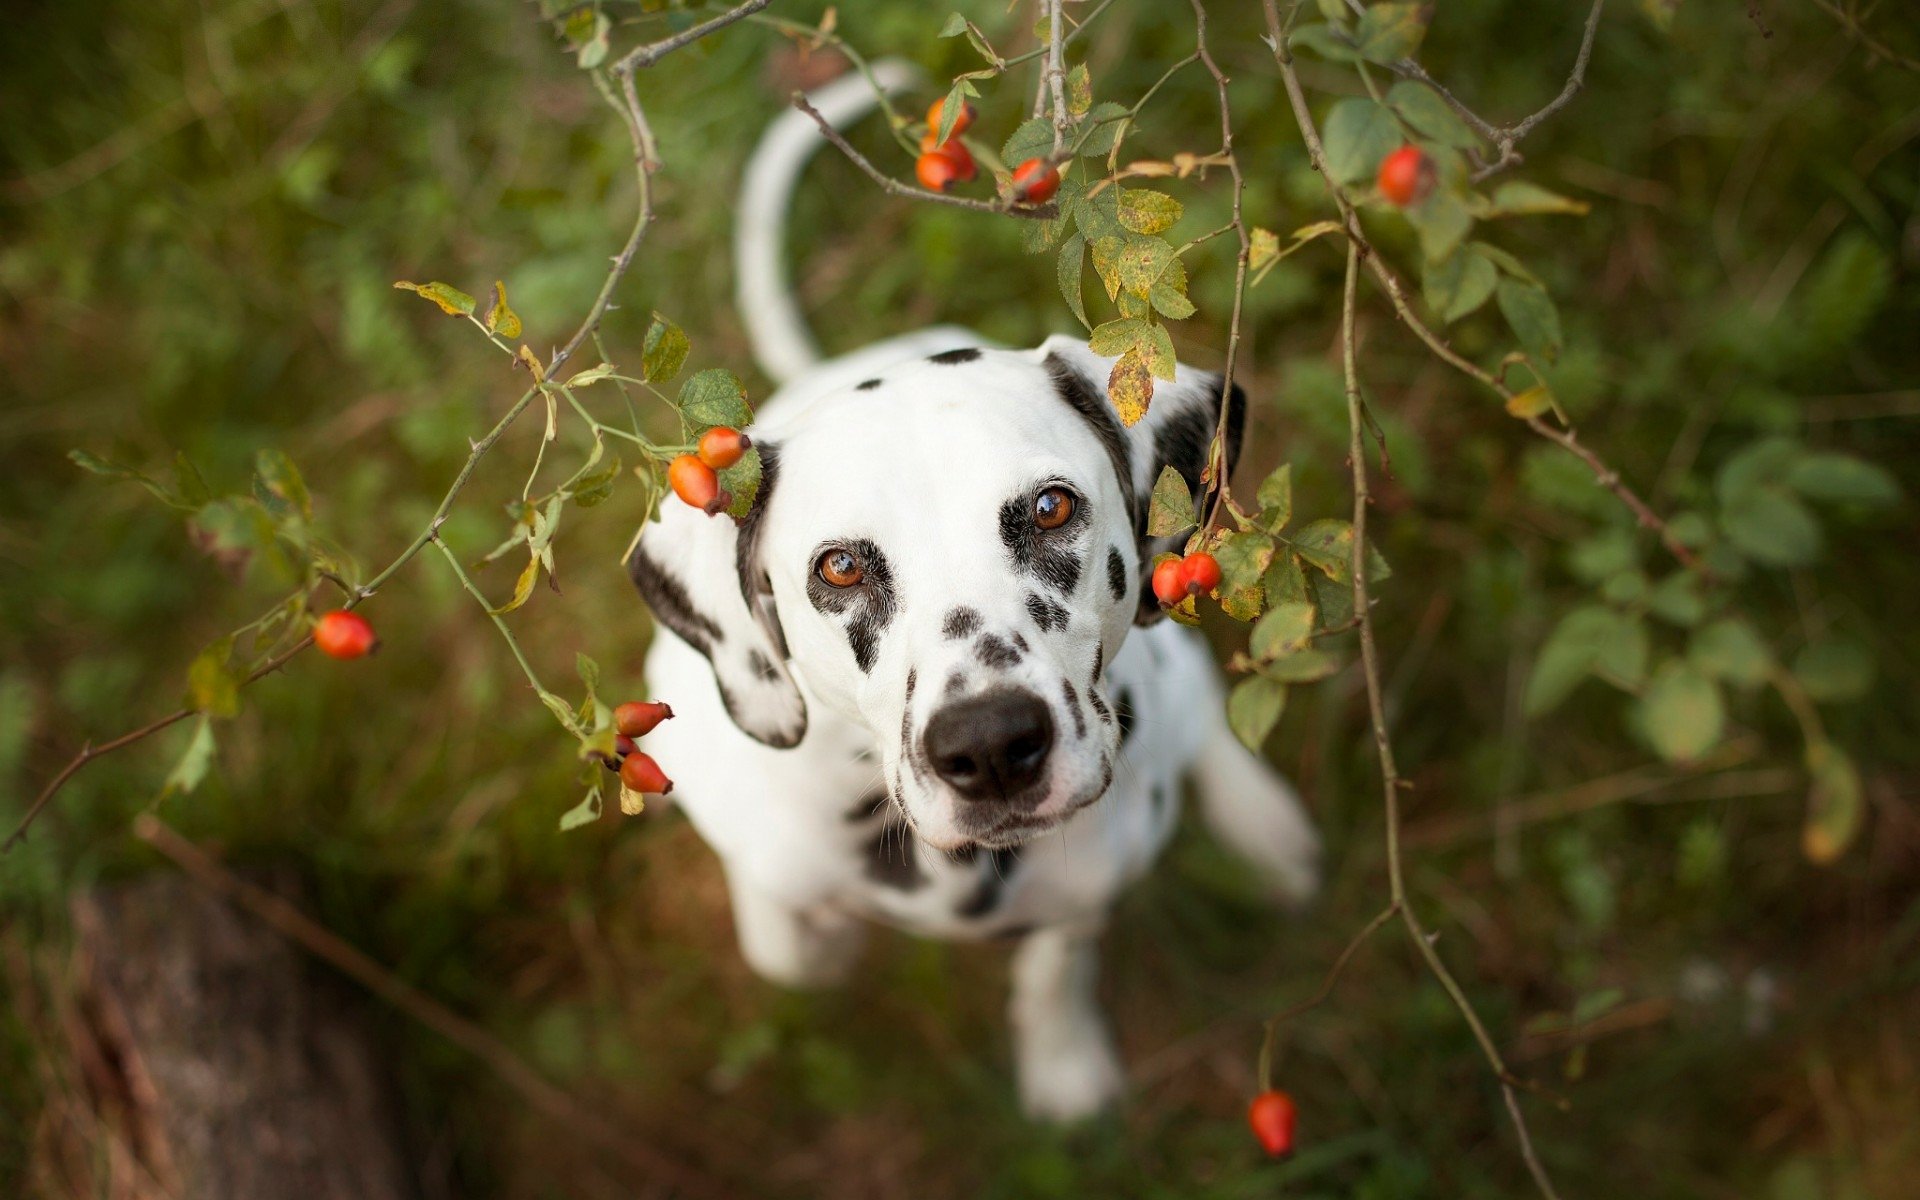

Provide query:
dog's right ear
left=625, top=445, right=807, bottom=748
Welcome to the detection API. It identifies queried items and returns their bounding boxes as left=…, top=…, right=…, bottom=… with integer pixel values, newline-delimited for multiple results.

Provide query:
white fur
left=629, top=68, right=1320, bottom=1123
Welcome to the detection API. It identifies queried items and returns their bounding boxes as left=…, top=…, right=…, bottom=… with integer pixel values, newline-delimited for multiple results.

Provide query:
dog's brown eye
left=1033, top=487, right=1075, bottom=531
left=817, top=548, right=864, bottom=588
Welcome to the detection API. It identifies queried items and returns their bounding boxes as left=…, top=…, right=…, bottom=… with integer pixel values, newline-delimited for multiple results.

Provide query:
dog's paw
left=1016, top=1025, right=1124, bottom=1123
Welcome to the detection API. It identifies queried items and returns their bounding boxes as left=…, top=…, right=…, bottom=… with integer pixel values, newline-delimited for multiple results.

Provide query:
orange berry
left=1010, top=158, right=1061, bottom=204
left=916, top=150, right=961, bottom=192
left=668, top=454, right=728, bottom=514
left=697, top=426, right=750, bottom=471
left=619, top=750, right=673, bottom=795
left=926, top=96, right=976, bottom=138
left=614, top=700, right=674, bottom=739
left=1247, top=1089, right=1298, bottom=1158
left=1376, top=144, right=1436, bottom=207
left=1151, top=557, right=1188, bottom=607
left=313, top=610, right=378, bottom=659
left=1182, top=552, right=1222, bottom=596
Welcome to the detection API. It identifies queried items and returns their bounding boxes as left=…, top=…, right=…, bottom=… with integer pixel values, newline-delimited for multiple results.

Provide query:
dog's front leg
left=723, top=869, right=866, bottom=990
left=1008, top=925, right=1123, bottom=1122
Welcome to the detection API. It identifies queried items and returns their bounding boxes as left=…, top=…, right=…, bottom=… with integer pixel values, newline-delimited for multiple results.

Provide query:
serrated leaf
left=642, top=313, right=690, bottom=383
left=1251, top=601, right=1317, bottom=661
left=1257, top=464, right=1293, bottom=532
left=1066, top=63, right=1092, bottom=116
left=1057, top=233, right=1089, bottom=328
left=1496, top=278, right=1563, bottom=364
left=394, top=280, right=475, bottom=316
left=1075, top=102, right=1130, bottom=157
left=1108, top=349, right=1153, bottom=427
left=1213, top=532, right=1276, bottom=598
left=1639, top=662, right=1724, bottom=764
left=1228, top=677, right=1288, bottom=750
left=1113, top=235, right=1175, bottom=299
left=679, top=368, right=751, bottom=430
left=1291, top=519, right=1356, bottom=582
left=1141, top=322, right=1175, bottom=381
left=1355, top=2, right=1429, bottom=62
left=718, top=445, right=763, bottom=519
left=186, top=635, right=240, bottom=719
left=484, top=280, right=523, bottom=338
left=1088, top=316, right=1146, bottom=357
left=1147, top=465, right=1196, bottom=536
left=1321, top=99, right=1400, bottom=186
left=936, top=79, right=970, bottom=144
left=1264, top=554, right=1310, bottom=607
left=1118, top=189, right=1183, bottom=235
left=1803, top=742, right=1863, bottom=864
left=160, top=715, right=216, bottom=799
left=1003, top=118, right=1054, bottom=167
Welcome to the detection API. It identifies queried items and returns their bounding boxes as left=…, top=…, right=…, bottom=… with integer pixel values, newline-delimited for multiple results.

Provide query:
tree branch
left=792, top=94, right=1058, bottom=219
left=611, top=0, right=772, bottom=76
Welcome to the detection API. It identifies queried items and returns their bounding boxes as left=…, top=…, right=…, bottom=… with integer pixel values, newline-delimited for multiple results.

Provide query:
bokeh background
left=3, top=1, right=1917, bottom=1196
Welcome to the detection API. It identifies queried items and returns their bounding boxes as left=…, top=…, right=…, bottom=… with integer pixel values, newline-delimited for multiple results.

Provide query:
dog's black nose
left=922, top=689, right=1054, bottom=802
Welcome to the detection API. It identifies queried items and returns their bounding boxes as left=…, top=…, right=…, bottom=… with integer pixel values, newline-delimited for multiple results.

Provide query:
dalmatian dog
left=627, top=64, right=1319, bottom=1122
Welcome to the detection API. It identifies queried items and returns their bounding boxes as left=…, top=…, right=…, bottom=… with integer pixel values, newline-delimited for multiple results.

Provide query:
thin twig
left=1255, top=902, right=1398, bottom=1088
left=792, top=94, right=1058, bottom=219
left=611, top=0, right=772, bottom=76
left=133, top=815, right=738, bottom=1200
left=1043, top=0, right=1071, bottom=159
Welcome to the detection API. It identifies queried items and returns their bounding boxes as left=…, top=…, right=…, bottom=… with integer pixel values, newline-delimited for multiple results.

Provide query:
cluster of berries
left=1149, top=550, right=1222, bottom=608
left=668, top=426, right=750, bottom=514
left=608, top=700, right=675, bottom=794
left=913, top=98, right=1060, bottom=205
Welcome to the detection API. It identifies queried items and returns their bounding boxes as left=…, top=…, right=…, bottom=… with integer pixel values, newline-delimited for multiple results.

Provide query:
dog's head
left=628, top=335, right=1243, bottom=850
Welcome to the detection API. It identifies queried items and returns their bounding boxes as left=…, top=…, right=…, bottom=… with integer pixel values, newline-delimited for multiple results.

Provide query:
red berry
left=1247, top=1089, right=1298, bottom=1158
left=669, top=454, right=728, bottom=514
left=1183, top=552, right=1222, bottom=596
left=1151, top=557, right=1188, bottom=607
left=619, top=750, right=673, bottom=795
left=614, top=734, right=637, bottom=757
left=1010, top=158, right=1061, bottom=204
left=926, top=97, right=976, bottom=138
left=1377, top=144, right=1436, bottom=207
left=916, top=150, right=960, bottom=192
left=697, top=426, right=750, bottom=471
left=313, top=610, right=378, bottom=659
left=614, top=700, right=674, bottom=739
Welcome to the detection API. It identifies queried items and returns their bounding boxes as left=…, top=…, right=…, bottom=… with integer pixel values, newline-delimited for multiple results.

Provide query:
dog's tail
left=1190, top=706, right=1322, bottom=908
left=735, top=60, right=919, bottom=387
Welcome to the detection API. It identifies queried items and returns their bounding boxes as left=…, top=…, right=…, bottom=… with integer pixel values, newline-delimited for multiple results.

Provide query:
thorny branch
left=792, top=94, right=1059, bottom=219
left=1042, top=0, right=1071, bottom=158
left=8, top=10, right=741, bottom=856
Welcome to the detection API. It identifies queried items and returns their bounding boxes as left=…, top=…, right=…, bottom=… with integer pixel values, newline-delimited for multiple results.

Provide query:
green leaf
left=567, top=363, right=616, bottom=388
left=393, top=280, right=475, bottom=316
left=160, top=715, right=217, bottom=799
left=1802, top=742, right=1863, bottom=865
left=1481, top=180, right=1591, bottom=217
left=1118, top=189, right=1183, bottom=235
left=937, top=12, right=968, bottom=37
left=1057, top=233, right=1089, bottom=328
left=1645, top=571, right=1707, bottom=627
left=1321, top=99, right=1400, bottom=186
left=1406, top=189, right=1474, bottom=263
left=1003, top=118, right=1054, bottom=167
left=1638, top=662, right=1725, bottom=764
left=1354, top=2, right=1430, bottom=62
left=559, top=784, right=603, bottom=832
left=1113, top=235, right=1176, bottom=300
left=1785, top=452, right=1899, bottom=507
left=1714, top=436, right=1800, bottom=507
left=1264, top=554, right=1310, bottom=608
left=185, top=635, right=241, bottom=719
left=1496, top=278, right=1563, bottom=364
left=936, top=79, right=970, bottom=145
left=1228, top=677, right=1288, bottom=751
left=575, top=9, right=610, bottom=67
left=1792, top=640, right=1873, bottom=703
left=1424, top=244, right=1498, bottom=323
left=642, top=313, right=691, bottom=384
left=1689, top=618, right=1771, bottom=687
left=678, top=368, right=751, bottom=430
left=1524, top=604, right=1615, bottom=716
left=1290, top=519, right=1356, bottom=582
left=1263, top=648, right=1341, bottom=683
left=1289, top=23, right=1360, bottom=63
left=718, top=446, right=763, bottom=519
left=1088, top=316, right=1146, bottom=357
left=570, top=454, right=622, bottom=509
left=253, top=449, right=312, bottom=523
left=1251, top=601, right=1317, bottom=661
left=1387, top=81, right=1481, bottom=149
left=1256, top=463, right=1293, bottom=533
left=1214, top=532, right=1277, bottom=595
left=69, top=449, right=190, bottom=510
left=483, top=280, right=522, bottom=338
left=1075, top=102, right=1130, bottom=157
left=1721, top=487, right=1821, bottom=567
left=1148, top=263, right=1196, bottom=320
left=1066, top=63, right=1092, bottom=116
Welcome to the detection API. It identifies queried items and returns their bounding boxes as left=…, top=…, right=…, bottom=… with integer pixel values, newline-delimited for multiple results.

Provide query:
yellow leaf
left=490, top=555, right=539, bottom=615
left=1505, top=384, right=1554, bottom=418
left=1108, top=348, right=1153, bottom=427
left=484, top=280, right=522, bottom=338
left=517, top=344, right=544, bottom=381
left=393, top=280, right=475, bottom=316
left=619, top=784, right=647, bottom=816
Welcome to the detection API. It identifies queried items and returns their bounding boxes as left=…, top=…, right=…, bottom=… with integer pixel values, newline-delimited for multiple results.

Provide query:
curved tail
left=734, top=60, right=920, bottom=387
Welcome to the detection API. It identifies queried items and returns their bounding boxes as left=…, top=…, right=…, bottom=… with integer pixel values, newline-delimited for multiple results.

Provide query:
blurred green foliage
left=2, top=1, right=1917, bottom=1197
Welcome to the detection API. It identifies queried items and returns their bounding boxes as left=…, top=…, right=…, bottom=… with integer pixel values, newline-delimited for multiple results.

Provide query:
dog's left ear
left=625, top=444, right=808, bottom=747
left=1035, top=334, right=1247, bottom=625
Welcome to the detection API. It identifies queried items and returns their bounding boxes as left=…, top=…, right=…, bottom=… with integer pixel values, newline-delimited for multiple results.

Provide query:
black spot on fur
left=957, top=846, right=1023, bottom=917
left=1011, top=632, right=1030, bottom=653
left=806, top=537, right=896, bottom=673
left=747, top=650, right=779, bottom=682
left=1088, top=685, right=1113, bottom=725
left=1092, top=645, right=1105, bottom=682
left=1025, top=592, right=1069, bottom=633
left=903, top=668, right=928, bottom=781
left=1151, top=784, right=1170, bottom=818
left=992, top=922, right=1037, bottom=942
left=855, top=377, right=883, bottom=390
left=928, top=346, right=982, bottom=364
left=999, top=492, right=1084, bottom=594
left=943, top=607, right=982, bottom=639
left=1115, top=687, right=1135, bottom=745
left=863, top=826, right=926, bottom=890
left=945, top=671, right=967, bottom=696
left=946, top=843, right=980, bottom=865
left=976, top=634, right=1022, bottom=669
left=1061, top=680, right=1087, bottom=739
left=627, top=546, right=723, bottom=657
left=1106, top=546, right=1127, bottom=601
left=1042, top=352, right=1135, bottom=520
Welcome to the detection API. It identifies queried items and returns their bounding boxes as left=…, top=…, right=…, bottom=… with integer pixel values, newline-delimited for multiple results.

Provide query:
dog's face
left=629, top=336, right=1242, bottom=851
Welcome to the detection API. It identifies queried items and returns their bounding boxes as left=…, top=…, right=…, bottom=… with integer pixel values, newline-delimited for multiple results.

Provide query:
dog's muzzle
left=922, top=688, right=1054, bottom=816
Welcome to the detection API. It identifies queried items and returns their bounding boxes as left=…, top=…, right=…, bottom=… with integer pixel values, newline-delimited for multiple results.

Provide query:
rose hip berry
left=1151, top=558, right=1189, bottom=607
left=1377, top=144, right=1436, bottom=207
left=925, top=96, right=976, bottom=138
left=1247, top=1089, right=1298, bottom=1158
left=313, top=610, right=378, bottom=659
left=1010, top=158, right=1061, bottom=204
left=614, top=700, right=674, bottom=739
left=619, top=750, right=673, bottom=796
left=697, top=426, right=750, bottom=471
left=915, top=140, right=977, bottom=192
left=1182, top=552, right=1222, bottom=596
left=669, top=454, right=729, bottom=515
